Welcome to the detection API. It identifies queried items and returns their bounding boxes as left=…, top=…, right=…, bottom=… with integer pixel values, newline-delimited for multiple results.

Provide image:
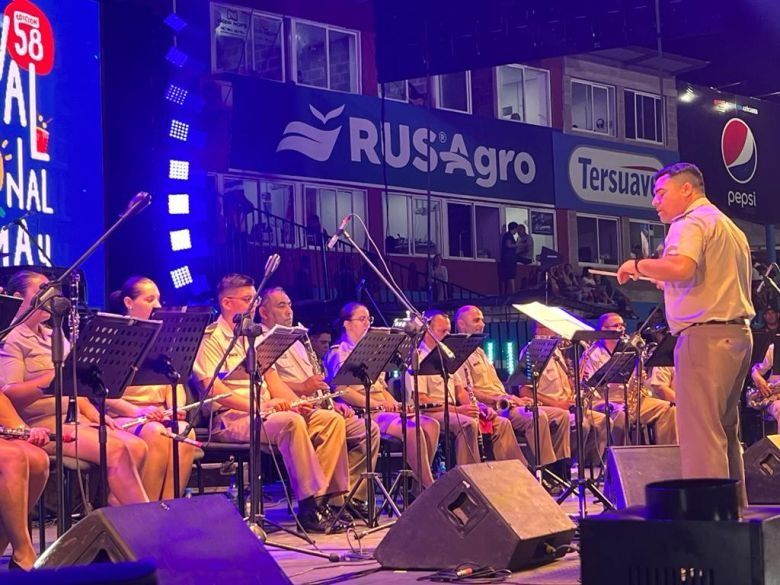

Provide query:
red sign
left=4, top=0, right=54, bottom=75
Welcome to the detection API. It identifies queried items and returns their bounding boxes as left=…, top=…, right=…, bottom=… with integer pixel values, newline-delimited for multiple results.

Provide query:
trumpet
left=261, top=389, right=348, bottom=419
left=120, top=392, right=234, bottom=429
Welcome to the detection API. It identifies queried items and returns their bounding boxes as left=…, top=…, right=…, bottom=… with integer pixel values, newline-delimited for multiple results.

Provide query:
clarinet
left=0, top=425, right=73, bottom=442
left=462, top=365, right=487, bottom=462
left=298, top=323, right=334, bottom=410
left=64, top=273, right=80, bottom=424
left=261, top=389, right=348, bottom=419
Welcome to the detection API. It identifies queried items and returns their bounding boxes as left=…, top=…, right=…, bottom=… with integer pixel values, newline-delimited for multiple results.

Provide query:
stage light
left=169, top=160, right=190, bottom=180
left=168, top=194, right=190, bottom=215
left=503, top=341, right=515, bottom=375
left=170, top=266, right=193, bottom=289
left=165, top=84, right=188, bottom=105
left=169, top=119, right=189, bottom=142
left=485, top=340, right=496, bottom=366
left=164, top=12, right=187, bottom=33
left=169, top=229, right=192, bottom=251
left=165, top=46, right=189, bottom=68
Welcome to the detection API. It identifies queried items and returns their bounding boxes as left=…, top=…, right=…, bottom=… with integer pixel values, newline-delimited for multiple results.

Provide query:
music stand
left=514, top=302, right=619, bottom=517
left=519, top=337, right=570, bottom=489
left=645, top=334, right=676, bottom=369
left=419, top=333, right=485, bottom=467
left=48, top=313, right=161, bottom=508
left=0, top=294, right=21, bottom=330
left=329, top=327, right=405, bottom=530
left=130, top=308, right=211, bottom=497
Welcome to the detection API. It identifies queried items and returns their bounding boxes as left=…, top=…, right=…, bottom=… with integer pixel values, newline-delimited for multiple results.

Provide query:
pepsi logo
left=721, top=118, right=757, bottom=184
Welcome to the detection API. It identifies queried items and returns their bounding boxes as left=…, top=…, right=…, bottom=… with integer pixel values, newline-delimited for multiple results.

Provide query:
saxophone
left=746, top=380, right=780, bottom=410
left=298, top=323, right=334, bottom=410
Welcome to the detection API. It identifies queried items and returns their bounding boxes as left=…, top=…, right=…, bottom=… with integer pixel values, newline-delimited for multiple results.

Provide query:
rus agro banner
left=231, top=78, right=555, bottom=204
left=0, top=0, right=104, bottom=302
left=677, top=83, right=780, bottom=225
left=552, top=133, right=679, bottom=220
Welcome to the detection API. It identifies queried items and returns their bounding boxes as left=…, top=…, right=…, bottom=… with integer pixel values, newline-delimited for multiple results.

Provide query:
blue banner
left=553, top=133, right=678, bottom=220
left=0, top=0, right=104, bottom=303
left=231, top=79, right=555, bottom=204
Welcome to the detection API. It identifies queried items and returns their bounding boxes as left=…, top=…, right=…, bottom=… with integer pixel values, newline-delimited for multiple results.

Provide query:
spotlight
left=165, top=84, right=189, bottom=105
left=164, top=12, right=187, bottom=33
left=170, top=266, right=194, bottom=289
left=169, top=229, right=192, bottom=251
left=168, top=194, right=190, bottom=215
left=165, top=46, right=189, bottom=68
left=169, top=160, right=190, bottom=180
left=169, top=119, right=190, bottom=142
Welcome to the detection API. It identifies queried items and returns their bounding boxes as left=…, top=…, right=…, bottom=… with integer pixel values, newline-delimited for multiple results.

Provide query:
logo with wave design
left=276, top=104, right=344, bottom=162
left=721, top=118, right=757, bottom=184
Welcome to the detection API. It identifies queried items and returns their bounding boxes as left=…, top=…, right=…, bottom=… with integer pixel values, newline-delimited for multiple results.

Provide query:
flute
left=0, top=425, right=75, bottom=443
left=260, top=390, right=348, bottom=419
left=588, top=268, right=655, bottom=283
left=120, top=392, right=234, bottom=429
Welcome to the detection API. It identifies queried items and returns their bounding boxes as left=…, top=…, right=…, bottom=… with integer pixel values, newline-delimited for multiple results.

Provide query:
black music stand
left=0, top=294, right=21, bottom=329
left=520, top=337, right=569, bottom=489
left=329, top=327, right=405, bottom=530
left=585, top=351, right=637, bottom=448
left=48, top=313, right=161, bottom=508
left=419, top=333, right=486, bottom=468
left=130, top=308, right=211, bottom=497
left=645, top=334, right=676, bottom=369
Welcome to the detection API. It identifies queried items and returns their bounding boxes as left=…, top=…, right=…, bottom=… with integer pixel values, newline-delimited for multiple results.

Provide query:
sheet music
left=513, top=302, right=593, bottom=340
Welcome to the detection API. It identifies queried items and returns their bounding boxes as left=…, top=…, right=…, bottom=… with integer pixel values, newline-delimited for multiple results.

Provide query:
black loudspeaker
left=374, top=460, right=575, bottom=571
left=745, top=435, right=780, bottom=504
left=604, top=445, right=681, bottom=509
left=36, top=495, right=291, bottom=585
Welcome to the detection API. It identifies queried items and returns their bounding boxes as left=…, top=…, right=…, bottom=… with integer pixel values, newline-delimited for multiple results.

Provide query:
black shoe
left=298, top=506, right=349, bottom=534
left=347, top=499, right=371, bottom=521
left=327, top=504, right=354, bottom=524
left=8, top=558, right=27, bottom=571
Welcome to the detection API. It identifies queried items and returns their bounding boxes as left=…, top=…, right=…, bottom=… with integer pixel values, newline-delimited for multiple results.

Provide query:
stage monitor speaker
left=745, top=435, right=780, bottom=504
left=604, top=445, right=682, bottom=509
left=374, top=460, right=575, bottom=571
left=35, top=495, right=291, bottom=585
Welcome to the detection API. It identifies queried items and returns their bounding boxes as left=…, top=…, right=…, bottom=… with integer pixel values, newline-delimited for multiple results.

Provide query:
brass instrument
left=120, top=392, right=234, bottom=429
left=746, top=381, right=780, bottom=410
left=298, top=322, right=334, bottom=410
left=261, top=389, right=348, bottom=419
left=625, top=374, right=653, bottom=421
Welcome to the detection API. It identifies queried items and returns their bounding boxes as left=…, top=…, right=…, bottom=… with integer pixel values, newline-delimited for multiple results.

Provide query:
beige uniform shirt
left=0, top=323, right=71, bottom=425
left=520, top=346, right=574, bottom=403
left=647, top=366, right=674, bottom=392
left=324, top=338, right=386, bottom=399
left=275, top=340, right=317, bottom=384
left=122, top=384, right=167, bottom=407
left=405, top=342, right=458, bottom=404
left=663, top=198, right=755, bottom=334
left=459, top=347, right=503, bottom=397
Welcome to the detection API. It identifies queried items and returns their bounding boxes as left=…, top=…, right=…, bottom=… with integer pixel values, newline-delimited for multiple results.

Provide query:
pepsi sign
left=678, top=83, right=780, bottom=224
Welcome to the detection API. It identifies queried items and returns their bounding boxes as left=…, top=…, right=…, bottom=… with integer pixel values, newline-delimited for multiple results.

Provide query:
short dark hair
left=653, top=162, right=705, bottom=192
left=508, top=221, right=518, bottom=231
left=216, top=273, right=254, bottom=304
left=6, top=270, right=47, bottom=297
left=109, top=276, right=156, bottom=315
left=259, top=286, right=286, bottom=307
left=424, top=309, right=449, bottom=323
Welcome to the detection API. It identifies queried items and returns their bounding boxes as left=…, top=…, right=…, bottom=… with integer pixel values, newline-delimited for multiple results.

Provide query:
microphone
left=757, top=264, right=775, bottom=294
left=121, top=192, right=152, bottom=218
left=0, top=210, right=35, bottom=232
left=326, top=214, right=352, bottom=250
left=264, top=253, right=281, bottom=278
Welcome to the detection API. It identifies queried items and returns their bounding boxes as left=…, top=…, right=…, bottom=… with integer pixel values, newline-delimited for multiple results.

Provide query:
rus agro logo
left=276, top=103, right=537, bottom=189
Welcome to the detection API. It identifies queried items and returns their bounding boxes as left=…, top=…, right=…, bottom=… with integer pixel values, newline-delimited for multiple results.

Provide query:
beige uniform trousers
left=675, top=323, right=752, bottom=506
left=577, top=409, right=609, bottom=463
left=343, top=415, right=380, bottom=501
left=593, top=394, right=677, bottom=446
left=374, top=411, right=440, bottom=490
left=502, top=405, right=570, bottom=466
left=427, top=410, right=525, bottom=466
left=213, top=408, right=348, bottom=501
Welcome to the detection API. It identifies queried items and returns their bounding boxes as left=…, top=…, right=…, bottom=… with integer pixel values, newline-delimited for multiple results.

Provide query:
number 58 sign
left=4, top=0, right=54, bottom=75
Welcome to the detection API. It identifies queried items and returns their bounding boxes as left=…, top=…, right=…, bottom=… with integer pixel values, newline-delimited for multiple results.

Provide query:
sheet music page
left=512, top=302, right=593, bottom=340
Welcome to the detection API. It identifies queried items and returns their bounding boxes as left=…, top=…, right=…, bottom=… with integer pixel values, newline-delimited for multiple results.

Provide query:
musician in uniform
left=580, top=313, right=677, bottom=445
left=454, top=306, right=564, bottom=469
left=259, top=287, right=378, bottom=519
left=191, top=274, right=349, bottom=532
left=106, top=276, right=198, bottom=500
left=325, top=302, right=440, bottom=494
left=0, top=270, right=150, bottom=507
left=617, top=162, right=754, bottom=505
left=750, top=343, right=780, bottom=427
left=409, top=310, right=525, bottom=465
left=647, top=366, right=675, bottom=403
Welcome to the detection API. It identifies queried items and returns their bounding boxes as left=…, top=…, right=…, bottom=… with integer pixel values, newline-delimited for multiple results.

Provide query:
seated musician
left=454, top=305, right=567, bottom=472
left=750, top=343, right=780, bottom=427
left=258, top=288, right=378, bottom=519
left=325, top=302, right=439, bottom=494
left=191, top=273, right=349, bottom=532
left=106, top=276, right=198, bottom=500
left=647, top=366, right=676, bottom=403
left=525, top=323, right=608, bottom=463
left=580, top=312, right=677, bottom=445
left=408, top=310, right=524, bottom=465
left=0, top=270, right=149, bottom=507
left=0, top=392, right=50, bottom=571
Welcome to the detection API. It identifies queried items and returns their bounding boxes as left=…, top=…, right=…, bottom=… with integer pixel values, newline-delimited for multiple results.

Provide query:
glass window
left=328, top=30, right=358, bottom=92
left=475, top=206, right=501, bottom=259
left=571, top=80, right=615, bottom=136
left=294, top=21, right=359, bottom=93
left=436, top=71, right=470, bottom=113
left=577, top=215, right=618, bottom=265
left=295, top=22, right=328, bottom=88
left=447, top=202, right=473, bottom=258
left=529, top=210, right=555, bottom=257
left=306, top=185, right=366, bottom=246
left=497, top=65, right=550, bottom=126
left=385, top=194, right=410, bottom=254
left=408, top=78, right=431, bottom=106
left=213, top=4, right=251, bottom=73
left=259, top=181, right=295, bottom=245
left=412, top=198, right=441, bottom=255
left=628, top=221, right=666, bottom=259
left=381, top=80, right=407, bottom=102
left=625, top=90, right=664, bottom=144
left=251, top=13, right=284, bottom=81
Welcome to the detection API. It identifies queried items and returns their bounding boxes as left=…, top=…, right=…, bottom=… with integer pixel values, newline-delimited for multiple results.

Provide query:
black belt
left=689, top=318, right=748, bottom=327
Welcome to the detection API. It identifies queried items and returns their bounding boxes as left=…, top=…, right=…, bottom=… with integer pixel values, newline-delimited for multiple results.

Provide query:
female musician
left=0, top=270, right=149, bottom=506
left=324, top=302, right=440, bottom=493
left=0, top=393, right=49, bottom=571
left=106, top=276, right=197, bottom=500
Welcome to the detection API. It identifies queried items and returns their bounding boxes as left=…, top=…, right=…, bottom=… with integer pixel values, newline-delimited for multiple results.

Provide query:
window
left=625, top=90, right=664, bottom=144
left=305, top=185, right=366, bottom=245
left=258, top=180, right=295, bottom=245
left=628, top=221, right=666, bottom=259
left=577, top=215, right=619, bottom=266
left=447, top=203, right=473, bottom=258
left=571, top=80, right=616, bottom=136
left=497, top=65, right=551, bottom=126
left=435, top=71, right=471, bottom=113
left=385, top=194, right=442, bottom=256
left=475, top=206, right=501, bottom=259
left=293, top=21, right=359, bottom=93
left=412, top=199, right=441, bottom=255
left=212, top=5, right=283, bottom=80
left=380, top=80, right=407, bottom=102
left=506, top=207, right=555, bottom=262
